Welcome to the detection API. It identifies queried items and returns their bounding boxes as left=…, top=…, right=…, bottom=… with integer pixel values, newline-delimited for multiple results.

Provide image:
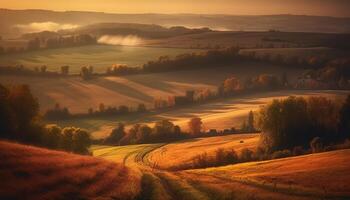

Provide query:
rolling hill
left=180, top=149, right=350, bottom=199
left=0, top=140, right=140, bottom=200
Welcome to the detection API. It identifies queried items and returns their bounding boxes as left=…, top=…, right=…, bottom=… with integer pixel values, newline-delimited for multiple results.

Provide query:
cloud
left=15, top=22, right=79, bottom=33
left=98, top=35, right=142, bottom=46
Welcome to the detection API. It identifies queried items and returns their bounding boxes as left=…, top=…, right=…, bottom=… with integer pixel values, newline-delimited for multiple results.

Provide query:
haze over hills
left=1, top=9, right=350, bottom=38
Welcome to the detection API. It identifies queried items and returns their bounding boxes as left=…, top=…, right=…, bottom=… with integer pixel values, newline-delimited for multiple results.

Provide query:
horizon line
left=1, top=8, right=349, bottom=19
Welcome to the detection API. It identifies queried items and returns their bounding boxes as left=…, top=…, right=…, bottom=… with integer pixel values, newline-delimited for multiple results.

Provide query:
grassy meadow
left=0, top=45, right=203, bottom=73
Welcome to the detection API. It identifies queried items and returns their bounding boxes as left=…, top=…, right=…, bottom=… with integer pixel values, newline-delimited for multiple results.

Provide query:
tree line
left=1, top=46, right=349, bottom=89
left=0, top=34, right=97, bottom=55
left=103, top=111, right=257, bottom=146
left=0, top=84, right=91, bottom=154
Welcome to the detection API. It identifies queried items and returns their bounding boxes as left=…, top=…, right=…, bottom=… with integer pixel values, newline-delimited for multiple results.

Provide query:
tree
left=8, top=85, right=39, bottom=133
left=247, top=110, right=255, bottom=132
left=61, top=127, right=75, bottom=151
left=223, top=76, right=243, bottom=95
left=61, top=66, right=69, bottom=75
left=73, top=129, right=91, bottom=154
left=258, top=96, right=310, bottom=151
left=105, top=123, right=126, bottom=145
left=44, top=125, right=62, bottom=149
left=80, top=66, right=93, bottom=80
left=99, top=103, right=105, bottom=113
left=136, top=125, right=152, bottom=143
left=137, top=103, right=147, bottom=113
left=188, top=117, right=203, bottom=136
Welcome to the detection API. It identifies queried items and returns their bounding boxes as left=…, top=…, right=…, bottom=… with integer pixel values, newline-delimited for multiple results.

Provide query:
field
left=181, top=149, right=350, bottom=199
left=144, top=31, right=350, bottom=49
left=147, top=134, right=260, bottom=170
left=91, top=136, right=350, bottom=200
left=53, top=90, right=348, bottom=139
left=0, top=45, right=203, bottom=73
left=0, top=62, right=304, bottom=114
left=0, top=140, right=140, bottom=200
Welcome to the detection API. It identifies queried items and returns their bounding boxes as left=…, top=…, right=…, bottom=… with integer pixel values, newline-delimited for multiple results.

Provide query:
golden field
left=0, top=140, right=140, bottom=200
left=180, top=149, right=350, bottom=199
left=147, top=134, right=260, bottom=169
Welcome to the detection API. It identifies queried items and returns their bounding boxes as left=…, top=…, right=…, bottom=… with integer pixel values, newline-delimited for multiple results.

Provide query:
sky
left=1, top=0, right=350, bottom=17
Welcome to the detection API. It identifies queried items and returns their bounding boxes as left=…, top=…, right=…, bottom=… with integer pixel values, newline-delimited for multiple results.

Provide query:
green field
left=0, top=45, right=203, bottom=73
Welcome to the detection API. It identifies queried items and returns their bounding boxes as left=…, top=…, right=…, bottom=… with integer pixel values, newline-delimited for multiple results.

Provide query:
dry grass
left=0, top=140, right=140, bottom=200
left=147, top=134, right=260, bottom=170
left=182, top=149, right=350, bottom=199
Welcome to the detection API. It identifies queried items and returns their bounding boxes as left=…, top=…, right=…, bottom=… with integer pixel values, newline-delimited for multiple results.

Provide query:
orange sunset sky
left=1, top=0, right=350, bottom=17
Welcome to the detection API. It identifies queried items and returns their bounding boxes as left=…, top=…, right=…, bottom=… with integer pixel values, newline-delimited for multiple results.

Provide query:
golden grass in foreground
left=181, top=149, right=350, bottom=199
left=147, top=134, right=260, bottom=170
left=0, top=140, right=140, bottom=200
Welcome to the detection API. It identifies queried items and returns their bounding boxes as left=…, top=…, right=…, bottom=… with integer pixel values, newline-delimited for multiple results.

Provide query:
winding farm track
left=93, top=141, right=350, bottom=200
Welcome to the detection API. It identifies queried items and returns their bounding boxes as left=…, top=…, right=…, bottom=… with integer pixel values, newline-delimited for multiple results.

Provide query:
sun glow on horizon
left=1, top=0, right=350, bottom=17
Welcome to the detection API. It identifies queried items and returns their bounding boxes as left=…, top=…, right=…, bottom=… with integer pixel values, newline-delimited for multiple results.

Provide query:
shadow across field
left=52, top=89, right=348, bottom=139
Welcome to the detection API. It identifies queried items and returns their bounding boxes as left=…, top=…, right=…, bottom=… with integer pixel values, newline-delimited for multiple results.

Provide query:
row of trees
left=0, top=84, right=91, bottom=154
left=0, top=65, right=71, bottom=76
left=104, top=110, right=257, bottom=146
left=104, top=120, right=185, bottom=145
left=43, top=125, right=91, bottom=154
left=153, top=73, right=288, bottom=110
left=44, top=102, right=147, bottom=120
left=26, top=34, right=96, bottom=52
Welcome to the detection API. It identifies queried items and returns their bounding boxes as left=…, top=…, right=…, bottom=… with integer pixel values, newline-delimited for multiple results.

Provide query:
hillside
left=92, top=136, right=350, bottom=200
left=179, top=149, right=350, bottom=199
left=0, top=63, right=305, bottom=114
left=0, top=140, right=140, bottom=200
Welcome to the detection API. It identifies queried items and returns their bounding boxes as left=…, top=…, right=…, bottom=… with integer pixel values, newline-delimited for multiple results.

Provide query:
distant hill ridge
left=1, top=8, right=350, bottom=38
